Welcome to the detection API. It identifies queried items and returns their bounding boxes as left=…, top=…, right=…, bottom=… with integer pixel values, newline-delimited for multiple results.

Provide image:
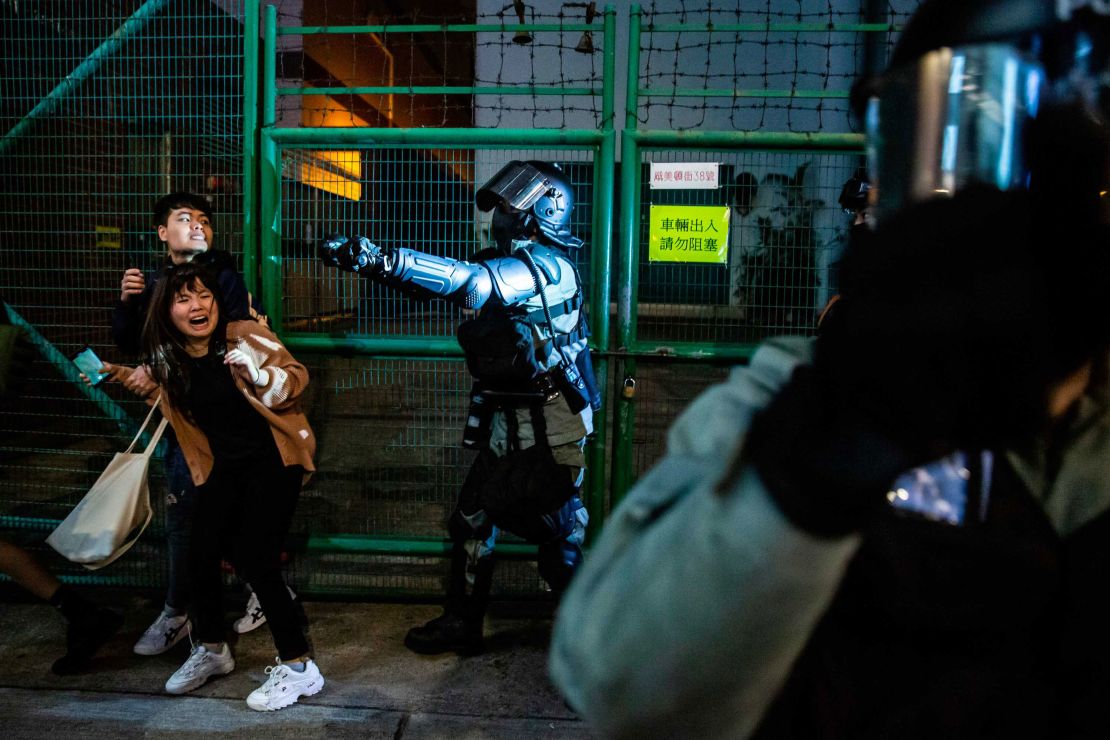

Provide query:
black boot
left=404, top=610, right=484, bottom=655
left=404, top=546, right=491, bottom=656
left=50, top=587, right=123, bottom=675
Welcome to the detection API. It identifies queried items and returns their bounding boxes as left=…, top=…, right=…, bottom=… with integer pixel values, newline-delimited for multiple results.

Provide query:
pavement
left=0, top=592, right=597, bottom=738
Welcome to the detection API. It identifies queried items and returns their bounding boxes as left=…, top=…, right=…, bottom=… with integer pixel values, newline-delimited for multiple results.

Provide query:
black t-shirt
left=185, top=351, right=276, bottom=466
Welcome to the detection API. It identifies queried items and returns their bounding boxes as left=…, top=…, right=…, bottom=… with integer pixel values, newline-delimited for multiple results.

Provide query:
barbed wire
left=273, top=1, right=921, bottom=133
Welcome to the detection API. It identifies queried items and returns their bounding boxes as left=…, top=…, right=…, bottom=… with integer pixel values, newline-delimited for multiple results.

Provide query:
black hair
left=838, top=169, right=871, bottom=213
left=152, top=192, right=214, bottom=229
left=141, top=261, right=228, bottom=421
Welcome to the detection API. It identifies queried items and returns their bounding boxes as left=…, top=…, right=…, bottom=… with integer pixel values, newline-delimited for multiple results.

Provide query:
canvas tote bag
left=47, top=395, right=169, bottom=569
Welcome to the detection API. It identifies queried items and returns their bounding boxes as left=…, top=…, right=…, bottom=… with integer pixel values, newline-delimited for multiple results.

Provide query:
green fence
left=0, top=0, right=253, bottom=591
left=252, top=4, right=616, bottom=597
left=0, top=0, right=911, bottom=599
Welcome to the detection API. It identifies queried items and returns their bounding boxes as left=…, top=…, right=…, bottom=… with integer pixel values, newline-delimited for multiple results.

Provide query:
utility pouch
left=456, top=309, right=545, bottom=388
left=552, top=361, right=588, bottom=415
left=576, top=346, right=603, bottom=412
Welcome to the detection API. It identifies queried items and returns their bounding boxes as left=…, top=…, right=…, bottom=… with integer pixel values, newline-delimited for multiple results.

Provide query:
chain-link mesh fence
left=1, top=0, right=923, bottom=599
left=1, top=0, right=248, bottom=589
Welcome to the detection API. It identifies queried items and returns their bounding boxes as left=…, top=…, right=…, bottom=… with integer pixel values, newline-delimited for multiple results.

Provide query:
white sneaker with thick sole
left=233, top=585, right=298, bottom=634
left=165, top=643, right=235, bottom=695
left=246, top=658, right=324, bottom=711
left=134, top=612, right=191, bottom=656
left=233, top=590, right=266, bottom=634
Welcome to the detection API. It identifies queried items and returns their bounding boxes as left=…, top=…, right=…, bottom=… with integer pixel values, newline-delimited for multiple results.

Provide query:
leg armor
left=537, top=496, right=588, bottom=593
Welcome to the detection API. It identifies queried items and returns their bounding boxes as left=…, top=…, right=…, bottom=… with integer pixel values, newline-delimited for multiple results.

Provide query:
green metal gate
left=0, top=0, right=911, bottom=598
left=252, top=5, right=617, bottom=597
left=0, top=0, right=253, bottom=589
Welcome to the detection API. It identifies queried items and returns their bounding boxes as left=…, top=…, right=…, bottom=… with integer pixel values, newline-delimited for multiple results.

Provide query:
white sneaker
left=233, top=590, right=267, bottom=634
left=233, top=585, right=298, bottom=634
left=133, top=612, right=191, bottom=656
left=246, top=658, right=324, bottom=711
left=165, top=643, right=235, bottom=695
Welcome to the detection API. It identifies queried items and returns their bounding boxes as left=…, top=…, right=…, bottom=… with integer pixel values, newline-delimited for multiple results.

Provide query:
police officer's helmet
left=475, top=160, right=584, bottom=249
left=860, top=0, right=1110, bottom=224
left=838, top=171, right=871, bottom=215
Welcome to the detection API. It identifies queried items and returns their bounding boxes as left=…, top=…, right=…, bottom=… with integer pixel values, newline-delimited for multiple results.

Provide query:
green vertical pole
left=260, top=4, right=282, bottom=332
left=585, top=5, right=618, bottom=537
left=610, top=5, right=642, bottom=508
left=263, top=5, right=276, bottom=128
left=242, top=0, right=260, bottom=296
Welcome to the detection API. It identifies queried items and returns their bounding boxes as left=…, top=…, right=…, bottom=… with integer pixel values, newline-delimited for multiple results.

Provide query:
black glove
left=319, top=234, right=386, bottom=276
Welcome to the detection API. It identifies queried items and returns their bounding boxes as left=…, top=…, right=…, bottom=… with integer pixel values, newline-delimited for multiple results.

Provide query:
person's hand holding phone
left=72, top=347, right=110, bottom=386
left=73, top=348, right=153, bottom=397
left=120, top=268, right=145, bottom=303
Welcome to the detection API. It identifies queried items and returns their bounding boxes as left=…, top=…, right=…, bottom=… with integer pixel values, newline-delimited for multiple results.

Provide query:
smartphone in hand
left=72, top=346, right=109, bottom=386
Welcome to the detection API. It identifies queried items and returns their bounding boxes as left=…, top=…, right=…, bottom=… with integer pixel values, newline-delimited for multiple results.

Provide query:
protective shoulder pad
left=521, top=244, right=566, bottom=285
left=484, top=254, right=544, bottom=304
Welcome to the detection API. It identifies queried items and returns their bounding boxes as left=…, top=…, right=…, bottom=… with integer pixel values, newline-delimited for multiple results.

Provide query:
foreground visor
left=866, top=43, right=1046, bottom=221
left=475, top=161, right=550, bottom=213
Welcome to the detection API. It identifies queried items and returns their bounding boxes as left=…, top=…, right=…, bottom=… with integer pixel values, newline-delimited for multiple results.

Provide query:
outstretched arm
left=319, top=235, right=496, bottom=308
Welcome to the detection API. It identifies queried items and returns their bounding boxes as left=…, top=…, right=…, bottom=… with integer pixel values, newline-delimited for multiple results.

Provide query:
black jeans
left=189, top=455, right=307, bottom=660
left=163, top=437, right=195, bottom=612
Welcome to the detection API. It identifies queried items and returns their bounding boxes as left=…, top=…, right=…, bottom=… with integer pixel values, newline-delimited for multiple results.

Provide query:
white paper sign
left=649, top=162, right=720, bottom=189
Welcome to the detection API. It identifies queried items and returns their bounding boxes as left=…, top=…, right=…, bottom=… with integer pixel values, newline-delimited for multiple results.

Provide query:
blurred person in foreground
left=550, top=1, right=1110, bottom=737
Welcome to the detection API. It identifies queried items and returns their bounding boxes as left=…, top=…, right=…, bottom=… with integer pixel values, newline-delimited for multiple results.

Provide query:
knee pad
left=537, top=538, right=583, bottom=593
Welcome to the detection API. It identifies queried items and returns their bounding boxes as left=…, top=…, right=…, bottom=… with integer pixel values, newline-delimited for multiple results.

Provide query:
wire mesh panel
left=299, top=356, right=471, bottom=538
left=289, top=354, right=553, bottom=597
left=260, top=0, right=614, bottom=597
left=273, top=144, right=598, bottom=596
left=610, top=1, right=924, bottom=509
left=473, top=2, right=606, bottom=130
left=267, top=2, right=608, bottom=131
left=0, top=0, right=248, bottom=589
left=278, top=144, right=597, bottom=336
left=636, top=148, right=863, bottom=344
left=621, top=361, right=732, bottom=482
left=635, top=0, right=921, bottom=133
left=271, top=3, right=479, bottom=130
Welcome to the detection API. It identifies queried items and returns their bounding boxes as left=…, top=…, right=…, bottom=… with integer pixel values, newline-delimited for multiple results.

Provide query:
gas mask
left=490, top=208, right=531, bottom=253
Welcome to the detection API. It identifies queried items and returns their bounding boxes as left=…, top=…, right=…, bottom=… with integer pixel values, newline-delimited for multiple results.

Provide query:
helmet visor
left=475, top=161, right=551, bottom=213
left=866, top=43, right=1045, bottom=221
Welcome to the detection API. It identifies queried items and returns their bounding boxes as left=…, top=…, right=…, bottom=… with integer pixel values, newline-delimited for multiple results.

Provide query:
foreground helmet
left=475, top=160, right=584, bottom=249
left=861, top=0, right=1110, bottom=223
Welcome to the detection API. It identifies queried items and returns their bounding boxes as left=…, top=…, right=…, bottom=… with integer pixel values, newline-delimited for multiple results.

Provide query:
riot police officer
left=319, top=160, right=599, bottom=655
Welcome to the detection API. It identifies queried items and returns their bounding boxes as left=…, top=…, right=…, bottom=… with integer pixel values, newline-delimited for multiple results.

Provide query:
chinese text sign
left=648, top=205, right=730, bottom=264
